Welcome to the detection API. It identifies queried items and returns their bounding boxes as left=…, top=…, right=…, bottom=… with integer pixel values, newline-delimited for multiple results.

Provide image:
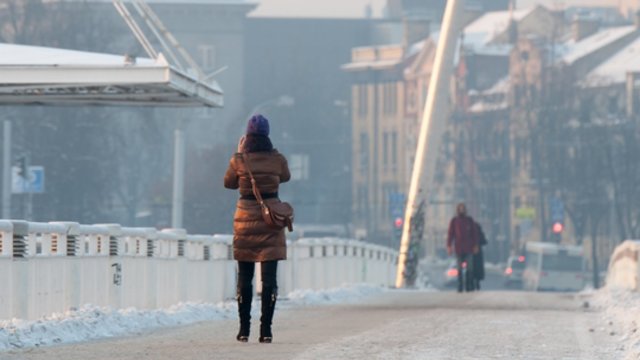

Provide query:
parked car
left=504, top=255, right=526, bottom=287
left=522, top=242, right=585, bottom=292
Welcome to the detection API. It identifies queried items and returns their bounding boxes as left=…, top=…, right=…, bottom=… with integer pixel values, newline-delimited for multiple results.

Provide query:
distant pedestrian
left=473, top=221, right=488, bottom=290
left=224, top=114, right=291, bottom=343
left=447, top=203, right=479, bottom=292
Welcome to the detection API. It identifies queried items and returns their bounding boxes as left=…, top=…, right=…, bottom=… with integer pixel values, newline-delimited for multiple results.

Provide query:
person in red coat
left=447, top=203, right=479, bottom=292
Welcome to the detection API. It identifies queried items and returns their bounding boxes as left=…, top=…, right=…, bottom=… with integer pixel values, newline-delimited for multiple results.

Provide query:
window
left=358, top=85, right=368, bottom=116
left=198, top=45, right=216, bottom=71
left=391, top=131, right=398, bottom=169
left=289, top=154, right=310, bottom=181
left=542, top=254, right=583, bottom=271
left=359, top=133, right=369, bottom=175
left=357, top=186, right=369, bottom=220
left=383, top=132, right=389, bottom=169
left=383, top=83, right=398, bottom=115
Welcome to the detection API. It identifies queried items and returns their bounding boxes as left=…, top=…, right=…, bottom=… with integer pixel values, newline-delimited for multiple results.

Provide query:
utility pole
left=171, top=120, right=185, bottom=229
left=2, top=121, right=10, bottom=219
left=396, top=0, right=464, bottom=288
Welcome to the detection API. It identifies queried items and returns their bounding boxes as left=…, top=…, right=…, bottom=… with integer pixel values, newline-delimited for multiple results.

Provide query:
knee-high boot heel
left=259, top=286, right=277, bottom=343
left=236, top=286, right=252, bottom=342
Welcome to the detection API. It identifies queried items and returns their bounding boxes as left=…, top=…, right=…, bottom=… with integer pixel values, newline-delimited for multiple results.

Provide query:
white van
left=522, top=242, right=586, bottom=292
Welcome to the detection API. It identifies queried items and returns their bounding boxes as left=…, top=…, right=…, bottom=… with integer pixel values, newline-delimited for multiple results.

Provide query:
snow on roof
left=583, top=37, right=640, bottom=87
left=483, top=76, right=511, bottom=95
left=0, top=43, right=157, bottom=67
left=463, top=7, right=535, bottom=54
left=342, top=59, right=403, bottom=71
left=559, top=26, right=637, bottom=65
left=469, top=100, right=508, bottom=113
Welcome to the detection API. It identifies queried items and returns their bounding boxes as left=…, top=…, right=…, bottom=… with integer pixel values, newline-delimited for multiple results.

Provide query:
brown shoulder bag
left=242, top=154, right=294, bottom=232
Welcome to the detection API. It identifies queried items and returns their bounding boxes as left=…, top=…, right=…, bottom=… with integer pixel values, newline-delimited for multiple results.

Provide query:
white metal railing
left=0, top=220, right=398, bottom=320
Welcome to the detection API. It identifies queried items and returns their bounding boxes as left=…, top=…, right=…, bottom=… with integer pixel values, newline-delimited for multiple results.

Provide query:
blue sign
left=12, top=166, right=45, bottom=194
left=549, top=197, right=564, bottom=223
left=389, top=192, right=406, bottom=218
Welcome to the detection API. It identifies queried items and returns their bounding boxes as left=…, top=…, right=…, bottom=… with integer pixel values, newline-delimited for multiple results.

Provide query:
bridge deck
left=4, top=291, right=615, bottom=360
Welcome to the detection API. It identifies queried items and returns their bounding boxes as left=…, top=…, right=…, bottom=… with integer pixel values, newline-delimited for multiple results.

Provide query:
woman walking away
left=224, top=114, right=291, bottom=343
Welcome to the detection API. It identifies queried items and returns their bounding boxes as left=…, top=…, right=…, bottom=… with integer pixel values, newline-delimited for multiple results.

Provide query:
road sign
left=389, top=192, right=406, bottom=218
left=549, top=197, right=564, bottom=223
left=12, top=166, right=45, bottom=194
left=515, top=207, right=536, bottom=220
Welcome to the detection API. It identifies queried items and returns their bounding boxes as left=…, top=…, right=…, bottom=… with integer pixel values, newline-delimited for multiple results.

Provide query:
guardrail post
left=0, top=220, right=13, bottom=257
left=10, top=220, right=28, bottom=319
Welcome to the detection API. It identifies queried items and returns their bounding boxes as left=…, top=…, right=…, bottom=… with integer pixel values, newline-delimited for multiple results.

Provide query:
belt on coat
left=240, top=192, right=278, bottom=200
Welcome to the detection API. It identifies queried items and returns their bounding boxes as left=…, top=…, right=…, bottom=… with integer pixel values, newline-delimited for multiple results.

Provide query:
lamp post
left=2, top=121, right=10, bottom=219
left=171, top=119, right=186, bottom=229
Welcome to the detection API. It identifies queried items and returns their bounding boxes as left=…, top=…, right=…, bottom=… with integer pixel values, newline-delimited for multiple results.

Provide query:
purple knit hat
left=246, top=114, right=270, bottom=136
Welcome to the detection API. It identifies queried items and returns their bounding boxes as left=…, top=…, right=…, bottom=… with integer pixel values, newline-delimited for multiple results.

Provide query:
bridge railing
left=0, top=220, right=398, bottom=320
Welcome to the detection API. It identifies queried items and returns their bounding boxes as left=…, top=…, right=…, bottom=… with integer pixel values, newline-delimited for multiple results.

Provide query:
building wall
left=350, top=72, right=407, bottom=245
left=619, top=0, right=640, bottom=19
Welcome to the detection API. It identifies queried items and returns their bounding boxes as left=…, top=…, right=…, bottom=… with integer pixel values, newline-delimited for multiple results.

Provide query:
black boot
left=236, top=286, right=252, bottom=342
left=259, top=286, right=277, bottom=343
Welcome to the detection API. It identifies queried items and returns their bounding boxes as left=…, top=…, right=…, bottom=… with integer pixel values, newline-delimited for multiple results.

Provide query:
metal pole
left=25, top=154, right=32, bottom=221
left=2, top=121, right=10, bottom=219
left=395, top=0, right=464, bottom=288
left=171, top=124, right=185, bottom=229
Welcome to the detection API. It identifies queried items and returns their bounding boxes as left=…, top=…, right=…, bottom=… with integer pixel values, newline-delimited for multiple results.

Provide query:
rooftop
left=559, top=26, right=637, bottom=64
left=584, top=37, right=640, bottom=87
left=462, top=7, right=536, bottom=55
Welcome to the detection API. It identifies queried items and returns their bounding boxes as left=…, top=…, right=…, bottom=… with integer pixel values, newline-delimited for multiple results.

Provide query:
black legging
left=237, top=260, right=278, bottom=292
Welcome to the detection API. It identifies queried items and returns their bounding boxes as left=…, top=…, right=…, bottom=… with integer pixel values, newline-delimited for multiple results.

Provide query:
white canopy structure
left=0, top=43, right=223, bottom=107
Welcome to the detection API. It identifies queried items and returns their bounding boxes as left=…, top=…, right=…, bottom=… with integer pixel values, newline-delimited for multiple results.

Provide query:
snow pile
left=283, top=284, right=386, bottom=307
left=590, top=286, right=640, bottom=359
left=0, top=302, right=236, bottom=351
left=0, top=284, right=385, bottom=351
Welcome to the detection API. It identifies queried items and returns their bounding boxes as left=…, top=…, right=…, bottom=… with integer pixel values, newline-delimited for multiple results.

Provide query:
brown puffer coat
left=224, top=150, right=291, bottom=262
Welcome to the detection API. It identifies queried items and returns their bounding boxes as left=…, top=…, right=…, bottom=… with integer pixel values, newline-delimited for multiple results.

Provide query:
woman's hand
left=237, top=135, right=246, bottom=152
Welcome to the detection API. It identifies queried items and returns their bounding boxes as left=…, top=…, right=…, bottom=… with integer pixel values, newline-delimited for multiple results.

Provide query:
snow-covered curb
left=0, top=284, right=386, bottom=351
left=588, top=287, right=640, bottom=359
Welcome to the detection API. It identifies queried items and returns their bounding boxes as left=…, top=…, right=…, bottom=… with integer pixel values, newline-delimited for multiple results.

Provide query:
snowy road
left=2, top=291, right=616, bottom=360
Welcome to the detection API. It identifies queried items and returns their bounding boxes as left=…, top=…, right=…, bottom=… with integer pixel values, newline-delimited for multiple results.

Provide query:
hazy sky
left=518, top=0, right=615, bottom=8
left=250, top=0, right=617, bottom=18
left=250, top=0, right=387, bottom=18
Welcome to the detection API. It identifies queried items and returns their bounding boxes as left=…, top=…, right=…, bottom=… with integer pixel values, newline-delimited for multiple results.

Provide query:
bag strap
left=241, top=153, right=265, bottom=206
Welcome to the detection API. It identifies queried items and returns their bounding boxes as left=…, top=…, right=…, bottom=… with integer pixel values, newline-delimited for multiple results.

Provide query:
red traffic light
left=552, top=222, right=563, bottom=234
left=394, top=217, right=403, bottom=228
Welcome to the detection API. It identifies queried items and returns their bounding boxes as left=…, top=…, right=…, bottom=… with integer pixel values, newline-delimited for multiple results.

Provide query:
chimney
left=403, top=15, right=430, bottom=49
left=572, top=16, right=600, bottom=42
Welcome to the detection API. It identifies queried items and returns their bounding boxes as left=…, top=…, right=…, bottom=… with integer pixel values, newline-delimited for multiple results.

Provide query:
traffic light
left=552, top=222, right=563, bottom=234
left=16, top=156, right=27, bottom=178
left=393, top=217, right=403, bottom=242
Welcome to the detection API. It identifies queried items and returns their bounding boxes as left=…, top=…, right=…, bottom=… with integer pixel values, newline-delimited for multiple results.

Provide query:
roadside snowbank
left=0, top=284, right=385, bottom=351
left=590, top=287, right=640, bottom=359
